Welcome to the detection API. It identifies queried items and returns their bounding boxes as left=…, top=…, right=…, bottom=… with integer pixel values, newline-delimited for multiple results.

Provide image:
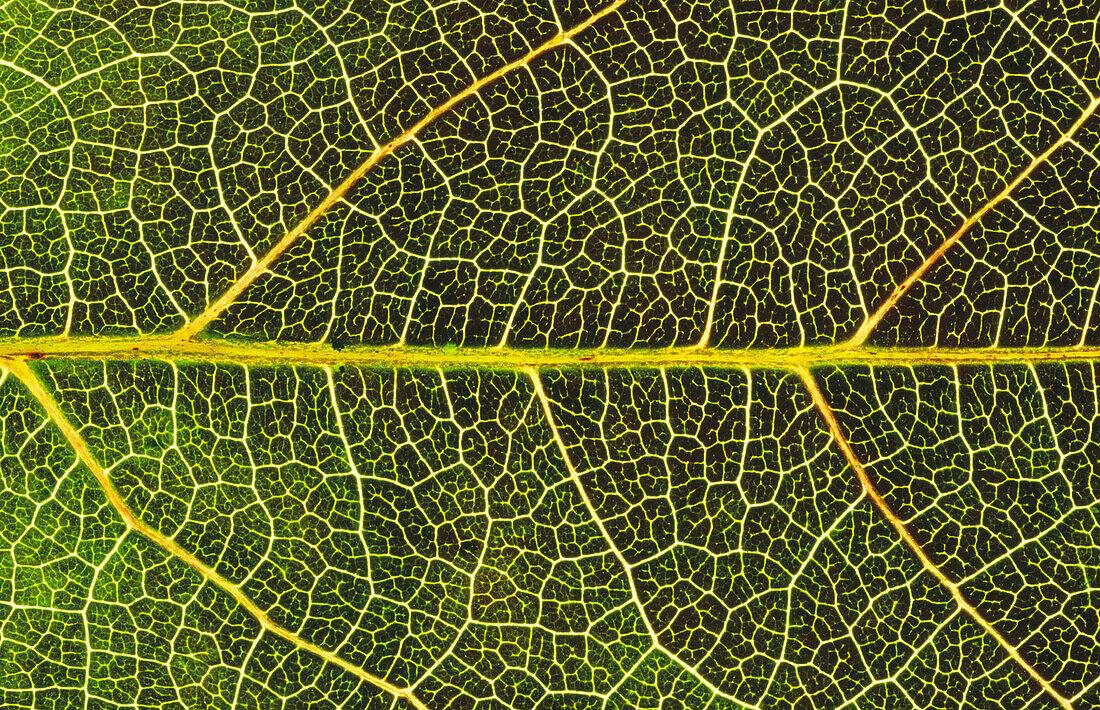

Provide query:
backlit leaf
left=0, top=0, right=1098, bottom=708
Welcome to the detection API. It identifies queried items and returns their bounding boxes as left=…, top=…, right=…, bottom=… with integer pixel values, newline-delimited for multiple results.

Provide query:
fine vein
left=6, top=358, right=429, bottom=710
left=849, top=95, right=1100, bottom=347
left=794, top=365, right=1073, bottom=710
left=173, top=0, right=630, bottom=343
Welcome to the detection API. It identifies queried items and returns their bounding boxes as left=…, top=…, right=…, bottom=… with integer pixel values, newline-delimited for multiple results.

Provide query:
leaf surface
left=0, top=0, right=1098, bottom=708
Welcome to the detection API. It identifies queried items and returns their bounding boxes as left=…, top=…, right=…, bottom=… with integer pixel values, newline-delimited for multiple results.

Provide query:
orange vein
left=794, top=365, right=1073, bottom=710
left=849, top=96, right=1100, bottom=347
left=6, top=357, right=429, bottom=710
left=174, top=0, right=630, bottom=343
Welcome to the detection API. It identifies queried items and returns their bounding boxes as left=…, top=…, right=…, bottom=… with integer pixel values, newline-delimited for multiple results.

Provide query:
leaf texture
left=0, top=0, right=1099, bottom=709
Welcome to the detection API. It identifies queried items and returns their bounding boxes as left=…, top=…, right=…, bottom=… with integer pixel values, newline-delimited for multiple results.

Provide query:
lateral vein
left=5, top=357, right=429, bottom=710
left=173, top=0, right=630, bottom=343
left=793, top=365, right=1073, bottom=710
left=849, top=96, right=1100, bottom=347
left=524, top=366, right=751, bottom=708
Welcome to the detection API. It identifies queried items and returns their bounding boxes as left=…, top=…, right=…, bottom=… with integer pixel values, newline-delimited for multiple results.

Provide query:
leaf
left=0, top=0, right=1098, bottom=709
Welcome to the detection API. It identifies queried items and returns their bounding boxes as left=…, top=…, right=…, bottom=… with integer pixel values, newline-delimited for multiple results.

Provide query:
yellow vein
left=793, top=365, right=1073, bottom=710
left=6, top=358, right=429, bottom=710
left=10, top=338, right=1100, bottom=369
left=173, top=0, right=630, bottom=343
left=849, top=95, right=1100, bottom=347
left=524, top=366, right=750, bottom=707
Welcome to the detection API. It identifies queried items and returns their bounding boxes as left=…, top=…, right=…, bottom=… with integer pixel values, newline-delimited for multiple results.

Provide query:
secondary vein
left=794, top=365, right=1073, bottom=710
left=849, top=95, right=1100, bottom=347
left=524, top=366, right=751, bottom=708
left=5, top=357, right=430, bottom=710
left=172, top=0, right=631, bottom=344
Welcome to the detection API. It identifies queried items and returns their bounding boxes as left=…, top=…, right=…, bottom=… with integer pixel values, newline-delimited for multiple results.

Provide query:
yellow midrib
left=3, top=336, right=1100, bottom=368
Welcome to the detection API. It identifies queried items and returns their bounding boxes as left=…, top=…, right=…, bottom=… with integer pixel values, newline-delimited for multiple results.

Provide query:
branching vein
left=173, top=0, right=630, bottom=344
left=794, top=364, right=1073, bottom=710
left=849, top=96, right=1100, bottom=347
left=524, top=366, right=749, bottom=709
left=5, top=357, right=430, bottom=710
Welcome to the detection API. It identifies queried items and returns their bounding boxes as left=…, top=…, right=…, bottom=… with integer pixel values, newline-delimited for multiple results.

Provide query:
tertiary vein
left=848, top=95, right=1100, bottom=347
left=524, top=366, right=750, bottom=708
left=784, top=74, right=1100, bottom=710
left=6, top=2, right=1096, bottom=706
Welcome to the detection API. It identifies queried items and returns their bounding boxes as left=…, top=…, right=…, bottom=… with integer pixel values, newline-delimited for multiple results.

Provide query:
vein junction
left=795, top=366, right=1074, bottom=710
left=2, top=349, right=1093, bottom=709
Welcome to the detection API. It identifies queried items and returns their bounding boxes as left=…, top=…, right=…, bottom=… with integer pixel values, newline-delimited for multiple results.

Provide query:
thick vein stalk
left=9, top=338, right=1100, bottom=368
left=173, top=0, right=630, bottom=343
left=794, top=365, right=1073, bottom=710
left=6, top=357, right=429, bottom=710
left=849, top=96, right=1100, bottom=346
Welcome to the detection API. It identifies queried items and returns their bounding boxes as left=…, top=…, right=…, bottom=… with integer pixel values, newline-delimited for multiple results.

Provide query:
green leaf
left=0, top=0, right=1098, bottom=709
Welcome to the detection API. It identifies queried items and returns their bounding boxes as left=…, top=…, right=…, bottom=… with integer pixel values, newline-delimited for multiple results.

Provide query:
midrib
left=3, top=336, right=1100, bottom=368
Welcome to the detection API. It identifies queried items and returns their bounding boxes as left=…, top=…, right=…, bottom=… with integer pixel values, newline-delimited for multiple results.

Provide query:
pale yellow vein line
left=793, top=365, right=1073, bottom=710
left=849, top=96, right=1100, bottom=347
left=6, top=357, right=429, bottom=710
left=173, top=0, right=630, bottom=343
left=523, top=366, right=749, bottom=708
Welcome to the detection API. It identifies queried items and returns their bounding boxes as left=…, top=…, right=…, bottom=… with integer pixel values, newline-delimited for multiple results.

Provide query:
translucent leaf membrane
left=9, top=361, right=1091, bottom=708
left=2, top=1, right=1100, bottom=709
left=0, top=0, right=603, bottom=337
left=208, top=0, right=1099, bottom=348
left=817, top=362, right=1100, bottom=707
left=874, top=112, right=1100, bottom=347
